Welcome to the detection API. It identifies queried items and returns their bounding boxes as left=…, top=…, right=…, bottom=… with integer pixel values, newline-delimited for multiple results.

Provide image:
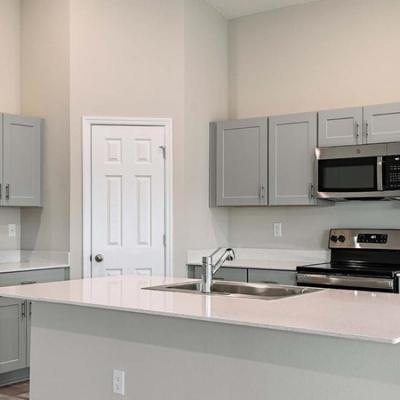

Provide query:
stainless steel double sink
left=144, top=280, right=319, bottom=301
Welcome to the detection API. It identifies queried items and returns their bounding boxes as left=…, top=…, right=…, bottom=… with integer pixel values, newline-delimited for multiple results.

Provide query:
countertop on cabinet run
left=0, top=251, right=69, bottom=274
left=0, top=275, right=400, bottom=344
left=187, top=248, right=329, bottom=270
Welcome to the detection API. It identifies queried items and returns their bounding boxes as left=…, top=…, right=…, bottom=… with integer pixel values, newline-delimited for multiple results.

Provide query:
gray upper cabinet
left=2, top=114, right=42, bottom=207
left=211, top=118, right=268, bottom=206
left=0, top=298, right=27, bottom=374
left=269, top=112, right=317, bottom=205
left=318, top=107, right=363, bottom=147
left=364, top=103, right=400, bottom=144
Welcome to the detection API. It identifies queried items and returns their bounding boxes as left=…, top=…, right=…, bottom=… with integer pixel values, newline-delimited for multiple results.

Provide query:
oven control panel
left=357, top=233, right=388, bottom=244
left=329, top=229, right=400, bottom=250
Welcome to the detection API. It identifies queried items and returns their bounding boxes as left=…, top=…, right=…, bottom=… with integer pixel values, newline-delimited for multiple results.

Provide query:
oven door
left=316, top=155, right=382, bottom=199
left=297, top=273, right=395, bottom=292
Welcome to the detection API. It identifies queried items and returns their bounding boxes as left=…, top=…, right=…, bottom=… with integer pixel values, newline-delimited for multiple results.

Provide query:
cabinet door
left=364, top=103, right=400, bottom=144
left=3, top=114, right=42, bottom=207
left=248, top=269, right=297, bottom=286
left=215, top=118, right=268, bottom=206
left=192, top=266, right=247, bottom=282
left=269, top=112, right=317, bottom=205
left=0, top=298, right=27, bottom=374
left=318, top=107, right=362, bottom=147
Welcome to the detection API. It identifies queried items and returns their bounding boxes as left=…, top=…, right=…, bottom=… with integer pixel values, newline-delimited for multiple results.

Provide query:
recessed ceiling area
left=205, top=0, right=321, bottom=19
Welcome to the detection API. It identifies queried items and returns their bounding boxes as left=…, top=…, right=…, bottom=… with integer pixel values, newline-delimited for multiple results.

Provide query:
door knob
left=94, top=254, right=104, bottom=263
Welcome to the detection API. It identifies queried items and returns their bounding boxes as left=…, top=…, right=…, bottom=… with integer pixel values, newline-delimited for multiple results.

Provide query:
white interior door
left=91, top=124, right=166, bottom=277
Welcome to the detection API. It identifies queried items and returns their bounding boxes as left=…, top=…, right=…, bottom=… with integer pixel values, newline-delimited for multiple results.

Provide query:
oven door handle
left=377, top=156, right=383, bottom=191
left=297, top=273, right=394, bottom=290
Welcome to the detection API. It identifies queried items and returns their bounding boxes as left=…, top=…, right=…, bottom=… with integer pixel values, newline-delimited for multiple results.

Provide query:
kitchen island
left=0, top=275, right=400, bottom=399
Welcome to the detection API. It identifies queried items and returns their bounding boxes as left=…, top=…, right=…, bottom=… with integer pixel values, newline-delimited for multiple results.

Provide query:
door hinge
left=163, top=234, right=166, bottom=247
left=159, top=146, right=166, bottom=159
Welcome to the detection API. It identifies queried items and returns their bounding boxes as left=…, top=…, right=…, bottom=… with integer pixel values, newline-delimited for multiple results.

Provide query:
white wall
left=228, top=0, right=400, bottom=249
left=0, top=0, right=21, bottom=250
left=69, top=0, right=230, bottom=278
left=69, top=0, right=186, bottom=278
left=20, top=0, right=70, bottom=252
left=0, top=0, right=20, bottom=114
left=183, top=0, right=229, bottom=254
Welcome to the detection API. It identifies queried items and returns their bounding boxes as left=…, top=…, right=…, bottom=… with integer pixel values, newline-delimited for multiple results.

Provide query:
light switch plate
left=273, top=223, right=282, bottom=237
left=113, top=369, right=125, bottom=395
left=8, top=224, right=16, bottom=238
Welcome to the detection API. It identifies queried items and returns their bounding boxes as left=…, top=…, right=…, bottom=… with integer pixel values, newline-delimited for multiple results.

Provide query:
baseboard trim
left=0, top=368, right=29, bottom=387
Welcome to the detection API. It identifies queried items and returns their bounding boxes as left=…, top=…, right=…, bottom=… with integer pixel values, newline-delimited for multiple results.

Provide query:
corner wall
left=20, top=0, right=70, bottom=252
left=228, top=0, right=400, bottom=249
left=183, top=0, right=230, bottom=258
left=0, top=0, right=21, bottom=250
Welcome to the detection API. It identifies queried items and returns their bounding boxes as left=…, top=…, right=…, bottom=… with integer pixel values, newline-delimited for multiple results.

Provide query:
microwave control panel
left=384, top=155, right=400, bottom=190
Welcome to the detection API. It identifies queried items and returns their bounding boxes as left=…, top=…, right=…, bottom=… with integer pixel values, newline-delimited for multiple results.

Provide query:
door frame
left=82, top=116, right=174, bottom=278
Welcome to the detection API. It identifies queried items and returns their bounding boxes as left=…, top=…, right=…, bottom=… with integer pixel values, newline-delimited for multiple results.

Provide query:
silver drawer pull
left=20, top=281, right=37, bottom=285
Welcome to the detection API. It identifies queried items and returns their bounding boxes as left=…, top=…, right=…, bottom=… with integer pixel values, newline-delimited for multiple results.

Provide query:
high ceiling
left=205, top=0, right=321, bottom=19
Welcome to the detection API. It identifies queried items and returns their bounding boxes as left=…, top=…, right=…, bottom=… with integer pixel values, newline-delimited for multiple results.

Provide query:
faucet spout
left=200, top=248, right=236, bottom=293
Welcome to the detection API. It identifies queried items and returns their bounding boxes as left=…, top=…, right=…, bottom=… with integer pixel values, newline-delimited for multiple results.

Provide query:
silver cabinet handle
left=365, top=121, right=369, bottom=140
left=261, top=185, right=266, bottom=200
left=354, top=121, right=360, bottom=142
left=20, top=281, right=37, bottom=285
left=21, top=302, right=26, bottom=319
left=5, top=184, right=10, bottom=200
left=309, top=183, right=314, bottom=199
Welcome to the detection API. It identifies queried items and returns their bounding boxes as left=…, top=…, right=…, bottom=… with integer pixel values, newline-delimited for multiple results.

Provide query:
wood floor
left=0, top=381, right=29, bottom=400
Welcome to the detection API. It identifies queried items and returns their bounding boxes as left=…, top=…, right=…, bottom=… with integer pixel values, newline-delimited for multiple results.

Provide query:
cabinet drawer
left=248, top=269, right=297, bottom=286
left=192, top=266, right=247, bottom=282
left=0, top=268, right=68, bottom=287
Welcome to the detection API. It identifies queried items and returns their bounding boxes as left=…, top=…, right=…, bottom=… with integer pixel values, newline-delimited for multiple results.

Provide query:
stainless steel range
left=297, top=229, right=400, bottom=293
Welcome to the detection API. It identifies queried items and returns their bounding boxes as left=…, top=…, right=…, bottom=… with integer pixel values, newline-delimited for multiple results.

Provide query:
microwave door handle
left=377, top=156, right=383, bottom=191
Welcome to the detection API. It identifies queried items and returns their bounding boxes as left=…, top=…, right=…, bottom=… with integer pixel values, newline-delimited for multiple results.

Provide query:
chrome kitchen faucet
left=201, top=248, right=236, bottom=293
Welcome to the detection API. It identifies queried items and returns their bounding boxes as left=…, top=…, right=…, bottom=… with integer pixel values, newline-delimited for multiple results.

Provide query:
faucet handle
left=226, top=248, right=235, bottom=261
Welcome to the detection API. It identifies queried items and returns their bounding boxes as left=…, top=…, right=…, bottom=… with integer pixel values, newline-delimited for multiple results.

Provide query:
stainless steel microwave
left=315, top=142, right=400, bottom=200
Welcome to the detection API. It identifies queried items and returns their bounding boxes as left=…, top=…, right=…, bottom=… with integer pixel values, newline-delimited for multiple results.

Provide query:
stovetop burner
left=298, top=262, right=400, bottom=278
left=296, top=229, right=400, bottom=292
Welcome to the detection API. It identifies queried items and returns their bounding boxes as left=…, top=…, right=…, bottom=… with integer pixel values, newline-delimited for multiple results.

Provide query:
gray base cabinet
left=247, top=269, right=297, bottom=286
left=269, top=112, right=317, bottom=205
left=0, top=298, right=27, bottom=374
left=0, top=267, right=69, bottom=380
left=187, top=265, right=296, bottom=286
left=188, top=265, right=247, bottom=282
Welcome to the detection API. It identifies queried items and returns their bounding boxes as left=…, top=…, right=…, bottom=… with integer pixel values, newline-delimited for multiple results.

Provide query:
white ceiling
left=205, top=0, right=321, bottom=19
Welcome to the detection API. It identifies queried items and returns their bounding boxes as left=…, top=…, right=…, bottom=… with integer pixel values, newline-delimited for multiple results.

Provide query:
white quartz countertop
left=1, top=275, right=400, bottom=344
left=0, top=261, right=69, bottom=274
left=0, top=251, right=70, bottom=274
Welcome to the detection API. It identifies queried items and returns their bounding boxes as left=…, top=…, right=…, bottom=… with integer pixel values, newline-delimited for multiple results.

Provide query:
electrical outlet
left=113, top=369, right=125, bottom=395
left=273, top=223, right=282, bottom=237
left=8, top=224, right=16, bottom=238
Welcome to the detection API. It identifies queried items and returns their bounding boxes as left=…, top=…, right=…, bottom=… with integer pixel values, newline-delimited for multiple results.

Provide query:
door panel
left=91, top=125, right=165, bottom=277
left=318, top=107, right=362, bottom=147
left=3, top=114, right=42, bottom=206
left=0, top=298, right=27, bottom=374
left=216, top=118, right=268, bottom=206
left=364, top=103, right=400, bottom=144
left=269, top=112, right=317, bottom=205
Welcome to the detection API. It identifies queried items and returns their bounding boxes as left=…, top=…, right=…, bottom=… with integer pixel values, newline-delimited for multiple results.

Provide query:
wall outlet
left=273, top=223, right=282, bottom=237
left=8, top=224, right=16, bottom=238
left=113, top=369, right=125, bottom=395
